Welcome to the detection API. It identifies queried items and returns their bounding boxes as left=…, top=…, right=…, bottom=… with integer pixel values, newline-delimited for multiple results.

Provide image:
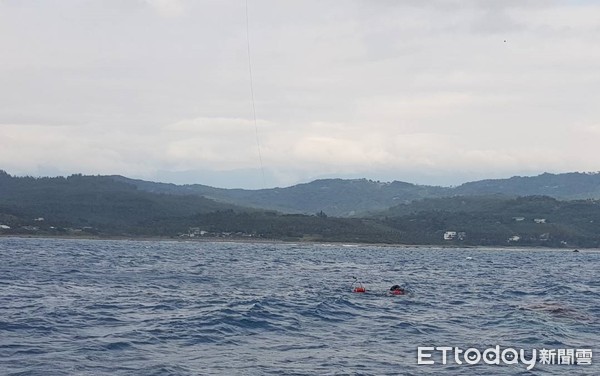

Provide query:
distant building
left=0, top=224, right=10, bottom=229
left=534, top=218, right=547, bottom=224
left=444, top=231, right=457, bottom=240
left=513, top=217, right=525, bottom=222
left=34, top=217, right=45, bottom=222
left=508, top=235, right=521, bottom=242
left=185, top=228, right=210, bottom=237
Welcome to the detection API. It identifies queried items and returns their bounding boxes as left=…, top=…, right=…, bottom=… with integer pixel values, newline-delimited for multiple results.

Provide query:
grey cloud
left=1, top=0, right=599, bottom=187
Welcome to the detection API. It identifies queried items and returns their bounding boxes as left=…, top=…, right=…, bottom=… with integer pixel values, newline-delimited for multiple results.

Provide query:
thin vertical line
left=245, top=0, right=266, bottom=188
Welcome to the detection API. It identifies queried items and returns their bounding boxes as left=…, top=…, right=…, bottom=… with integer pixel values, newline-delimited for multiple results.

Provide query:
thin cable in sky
left=245, top=0, right=266, bottom=188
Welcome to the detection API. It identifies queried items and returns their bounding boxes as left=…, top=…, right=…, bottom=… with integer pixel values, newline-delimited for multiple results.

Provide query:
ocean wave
left=0, top=238, right=598, bottom=375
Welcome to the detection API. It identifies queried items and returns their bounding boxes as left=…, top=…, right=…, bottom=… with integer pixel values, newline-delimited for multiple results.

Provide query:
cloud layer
left=1, top=1, right=599, bottom=187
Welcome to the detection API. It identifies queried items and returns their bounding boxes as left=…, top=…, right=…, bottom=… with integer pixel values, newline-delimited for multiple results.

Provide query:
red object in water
left=390, top=290, right=405, bottom=295
left=353, top=287, right=366, bottom=293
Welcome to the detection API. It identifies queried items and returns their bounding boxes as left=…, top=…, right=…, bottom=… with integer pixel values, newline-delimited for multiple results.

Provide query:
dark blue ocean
left=0, top=237, right=598, bottom=375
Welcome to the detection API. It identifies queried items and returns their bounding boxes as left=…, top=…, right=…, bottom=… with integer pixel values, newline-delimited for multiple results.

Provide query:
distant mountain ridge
left=0, top=171, right=248, bottom=235
left=109, top=176, right=449, bottom=217
left=110, top=172, right=600, bottom=217
left=453, top=172, right=600, bottom=198
left=2, top=170, right=600, bottom=247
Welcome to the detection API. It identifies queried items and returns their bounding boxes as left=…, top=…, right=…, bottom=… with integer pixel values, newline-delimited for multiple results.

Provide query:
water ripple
left=0, top=238, right=598, bottom=375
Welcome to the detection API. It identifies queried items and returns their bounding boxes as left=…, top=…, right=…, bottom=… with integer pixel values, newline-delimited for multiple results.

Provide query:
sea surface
left=0, top=237, right=598, bottom=375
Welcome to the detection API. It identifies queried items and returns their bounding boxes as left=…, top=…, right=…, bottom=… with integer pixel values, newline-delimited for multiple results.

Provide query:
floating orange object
left=353, top=287, right=366, bottom=293
left=390, top=290, right=405, bottom=295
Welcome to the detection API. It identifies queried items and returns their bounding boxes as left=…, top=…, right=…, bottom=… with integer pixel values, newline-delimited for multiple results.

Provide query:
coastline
left=0, top=234, right=594, bottom=251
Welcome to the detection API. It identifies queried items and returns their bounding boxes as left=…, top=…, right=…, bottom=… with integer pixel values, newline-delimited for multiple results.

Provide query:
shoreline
left=0, top=234, right=595, bottom=251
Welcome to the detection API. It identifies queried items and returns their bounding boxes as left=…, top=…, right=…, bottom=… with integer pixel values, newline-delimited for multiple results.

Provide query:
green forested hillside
left=110, top=172, right=600, bottom=217
left=378, top=195, right=600, bottom=247
left=1, top=170, right=600, bottom=247
left=0, top=171, right=247, bottom=234
left=454, top=172, right=600, bottom=198
left=110, top=176, right=449, bottom=217
left=0, top=171, right=400, bottom=241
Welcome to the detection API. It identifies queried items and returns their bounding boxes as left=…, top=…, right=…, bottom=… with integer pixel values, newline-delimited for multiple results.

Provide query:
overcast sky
left=1, top=0, right=599, bottom=188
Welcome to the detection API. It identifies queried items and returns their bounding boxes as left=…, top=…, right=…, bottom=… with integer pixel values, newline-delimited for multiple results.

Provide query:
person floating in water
left=351, top=278, right=407, bottom=295
left=389, top=285, right=405, bottom=295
